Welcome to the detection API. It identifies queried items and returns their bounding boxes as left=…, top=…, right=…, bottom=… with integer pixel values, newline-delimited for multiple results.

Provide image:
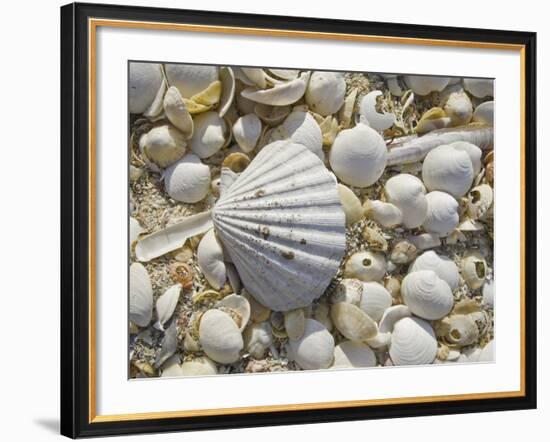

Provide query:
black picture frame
left=60, top=2, right=537, bottom=438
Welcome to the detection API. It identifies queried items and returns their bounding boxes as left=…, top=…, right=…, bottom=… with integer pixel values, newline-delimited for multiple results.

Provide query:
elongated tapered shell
left=212, top=140, right=346, bottom=311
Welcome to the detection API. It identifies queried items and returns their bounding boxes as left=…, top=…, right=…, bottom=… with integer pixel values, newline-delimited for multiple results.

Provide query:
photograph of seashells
left=129, top=63, right=495, bottom=379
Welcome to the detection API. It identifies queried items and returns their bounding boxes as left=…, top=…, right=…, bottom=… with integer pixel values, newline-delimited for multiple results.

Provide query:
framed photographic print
left=60, top=2, right=537, bottom=438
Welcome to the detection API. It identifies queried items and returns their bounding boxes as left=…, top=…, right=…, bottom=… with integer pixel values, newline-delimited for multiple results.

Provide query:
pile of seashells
left=128, top=63, right=495, bottom=378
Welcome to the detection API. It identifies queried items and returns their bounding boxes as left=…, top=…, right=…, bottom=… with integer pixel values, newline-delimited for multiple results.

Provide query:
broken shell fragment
left=284, top=309, right=306, bottom=341
left=331, top=278, right=363, bottom=305
left=216, top=294, right=251, bottom=332
left=379, top=305, right=411, bottom=334
left=241, top=72, right=309, bottom=106
left=344, top=251, right=387, bottom=282
left=199, top=309, right=243, bottom=364
left=329, top=123, right=387, bottom=188
left=482, top=280, right=494, bottom=308
left=254, top=103, right=291, bottom=126
left=218, top=66, right=235, bottom=118
left=288, top=319, right=334, bottom=370
left=358, top=90, right=395, bottom=131
left=364, top=200, right=403, bottom=228
left=443, top=89, right=473, bottom=126
left=390, top=240, right=417, bottom=265
left=331, top=302, right=378, bottom=341
left=461, top=252, right=487, bottom=290
left=243, top=322, right=273, bottom=358
left=163, top=86, right=194, bottom=137
left=416, top=107, right=452, bottom=135
left=362, top=226, right=388, bottom=252
left=169, top=262, right=194, bottom=290
left=222, top=152, right=251, bottom=173
left=441, top=314, right=479, bottom=347
left=467, top=184, right=493, bottom=220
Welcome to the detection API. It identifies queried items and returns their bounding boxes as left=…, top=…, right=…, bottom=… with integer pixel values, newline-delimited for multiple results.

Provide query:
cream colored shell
left=232, top=113, right=262, bottom=153
left=404, top=76, right=450, bottom=96
left=164, top=64, right=219, bottom=98
left=338, top=184, right=363, bottom=226
left=288, top=319, right=334, bottom=370
left=199, top=309, right=243, bottom=364
left=305, top=71, right=346, bottom=116
left=243, top=322, right=273, bottom=358
left=330, top=302, right=378, bottom=341
left=344, top=251, right=387, bottom=282
left=463, top=78, right=493, bottom=98
left=164, top=154, right=211, bottom=203
left=139, top=125, right=187, bottom=168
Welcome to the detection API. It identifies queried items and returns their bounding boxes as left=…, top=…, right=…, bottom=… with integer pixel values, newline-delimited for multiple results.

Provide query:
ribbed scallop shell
left=212, top=140, right=346, bottom=311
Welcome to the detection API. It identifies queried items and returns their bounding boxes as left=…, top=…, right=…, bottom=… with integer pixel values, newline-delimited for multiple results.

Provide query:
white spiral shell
left=401, top=270, right=454, bottom=320
left=422, top=191, right=460, bottom=237
left=212, top=140, right=346, bottom=311
left=409, top=250, right=460, bottom=290
left=422, top=144, right=474, bottom=198
left=329, top=123, right=387, bottom=187
left=384, top=174, right=428, bottom=228
left=389, top=317, right=437, bottom=366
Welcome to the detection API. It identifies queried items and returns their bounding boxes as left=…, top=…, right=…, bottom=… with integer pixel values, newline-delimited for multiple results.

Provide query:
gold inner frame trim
left=88, top=18, right=527, bottom=424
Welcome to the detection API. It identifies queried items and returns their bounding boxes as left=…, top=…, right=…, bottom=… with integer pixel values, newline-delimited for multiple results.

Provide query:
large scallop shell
left=212, top=140, right=346, bottom=311
left=389, top=317, right=437, bottom=366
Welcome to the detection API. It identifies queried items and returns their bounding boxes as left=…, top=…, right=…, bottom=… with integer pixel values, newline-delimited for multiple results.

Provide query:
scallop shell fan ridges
left=212, top=140, right=346, bottom=312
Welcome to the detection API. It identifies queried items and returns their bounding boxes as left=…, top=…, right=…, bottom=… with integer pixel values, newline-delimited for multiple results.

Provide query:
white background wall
left=0, top=0, right=545, bottom=440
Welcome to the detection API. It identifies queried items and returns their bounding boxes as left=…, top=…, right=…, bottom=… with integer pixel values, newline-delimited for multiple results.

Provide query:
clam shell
left=197, top=229, right=227, bottom=290
left=329, top=123, right=387, bottom=188
left=379, top=305, right=411, bottom=334
left=384, top=174, right=428, bottom=228
left=241, top=72, right=309, bottom=106
left=129, top=263, right=153, bottom=327
left=332, top=341, right=376, bottom=369
left=199, top=309, right=243, bottom=364
left=409, top=251, right=460, bottom=290
left=155, top=284, right=181, bottom=331
left=233, top=113, right=262, bottom=153
left=463, top=78, right=493, bottom=98
left=243, top=322, right=273, bottom=358
left=216, top=294, right=251, bottom=332
left=344, top=251, right=387, bottom=282
left=163, top=86, right=194, bottom=137
left=359, top=282, right=392, bottom=322
left=139, top=125, right=187, bottom=168
left=218, top=67, right=235, bottom=117
left=288, top=319, right=335, bottom=370
left=212, top=140, right=346, bottom=311
left=473, top=101, right=494, bottom=126
left=404, top=76, right=450, bottom=96
left=331, top=302, right=378, bottom=341
left=305, top=71, right=346, bottom=116
left=268, top=69, right=300, bottom=80
left=164, top=154, right=211, bottom=203
left=401, top=270, right=454, bottom=320
left=129, top=62, right=165, bottom=114
left=422, top=144, right=474, bottom=198
left=422, top=191, right=460, bottom=237
left=161, top=356, right=184, bottom=378
left=269, top=111, right=324, bottom=160
left=189, top=111, right=227, bottom=158
left=389, top=317, right=437, bottom=366
left=164, top=64, right=219, bottom=98
left=180, top=357, right=218, bottom=376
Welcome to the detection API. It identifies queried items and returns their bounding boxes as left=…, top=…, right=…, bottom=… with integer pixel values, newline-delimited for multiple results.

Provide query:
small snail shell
left=463, top=78, right=493, bottom=98
left=460, top=252, right=487, bottom=290
left=180, top=357, right=218, bottom=376
left=164, top=64, right=219, bottom=98
left=401, top=270, right=454, bottom=320
left=139, top=125, right=187, bottom=168
left=389, top=317, right=437, bottom=366
left=332, top=341, right=376, bottom=369
left=441, top=314, right=479, bottom=348
left=329, top=123, right=387, bottom=188
left=129, top=262, right=153, bottom=327
left=199, top=309, right=243, bottom=364
left=243, top=322, right=273, bottom=358
left=390, top=240, right=417, bottom=264
left=384, top=174, right=428, bottom=228
left=404, top=75, right=450, bottom=96
left=359, top=282, right=392, bottom=322
left=422, top=144, right=474, bottom=198
left=338, top=184, right=363, bottom=226
left=189, top=111, right=228, bottom=158
left=443, top=90, right=473, bottom=126
left=409, top=250, right=460, bottom=290
left=288, top=319, right=334, bottom=370
left=170, top=262, right=194, bottom=290
left=422, top=191, right=460, bottom=237
left=164, top=154, right=211, bottom=203
left=197, top=229, right=227, bottom=290
left=344, top=251, right=387, bottom=282
left=232, top=113, right=262, bottom=153
left=330, top=302, right=378, bottom=341
left=364, top=200, right=403, bottom=228
left=473, top=101, right=494, bottom=126
left=129, top=62, right=165, bottom=114
left=305, top=71, right=346, bottom=116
